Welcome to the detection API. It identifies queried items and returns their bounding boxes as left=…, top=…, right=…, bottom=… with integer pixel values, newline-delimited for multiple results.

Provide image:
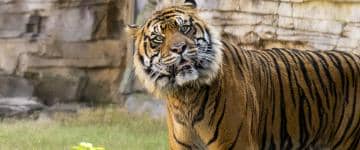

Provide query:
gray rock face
left=45, top=6, right=107, bottom=42
left=0, top=0, right=133, bottom=104
left=0, top=97, right=44, bottom=118
left=149, top=0, right=360, bottom=52
left=0, top=13, right=28, bottom=38
left=30, top=69, right=88, bottom=105
left=0, top=75, right=33, bottom=97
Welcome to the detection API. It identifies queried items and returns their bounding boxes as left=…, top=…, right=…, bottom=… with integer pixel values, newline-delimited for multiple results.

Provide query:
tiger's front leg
left=166, top=96, right=259, bottom=150
left=166, top=107, right=208, bottom=150
left=167, top=109, right=259, bottom=150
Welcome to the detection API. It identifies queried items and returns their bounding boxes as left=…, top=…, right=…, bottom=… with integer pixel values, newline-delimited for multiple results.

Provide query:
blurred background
left=0, top=0, right=359, bottom=149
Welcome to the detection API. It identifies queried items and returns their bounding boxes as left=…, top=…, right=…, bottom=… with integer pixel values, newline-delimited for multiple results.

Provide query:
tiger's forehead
left=142, top=6, right=196, bottom=32
left=146, top=15, right=192, bottom=34
left=145, top=15, right=190, bottom=28
left=152, top=6, right=195, bottom=18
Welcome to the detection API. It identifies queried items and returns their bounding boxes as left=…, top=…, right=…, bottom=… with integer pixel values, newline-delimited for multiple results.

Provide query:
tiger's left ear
left=184, top=0, right=197, bottom=8
left=126, top=24, right=140, bottom=39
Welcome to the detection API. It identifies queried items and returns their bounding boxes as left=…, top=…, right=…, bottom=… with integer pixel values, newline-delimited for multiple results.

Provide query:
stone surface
left=191, top=0, right=360, bottom=51
left=292, top=1, right=360, bottom=22
left=26, top=68, right=88, bottom=105
left=0, top=75, right=33, bottom=97
left=20, top=54, right=113, bottom=68
left=82, top=68, right=124, bottom=104
left=0, top=0, right=133, bottom=105
left=45, top=5, right=108, bottom=42
left=0, top=13, right=28, bottom=38
left=0, top=97, right=44, bottom=118
left=343, top=23, right=360, bottom=39
left=0, top=40, right=39, bottom=74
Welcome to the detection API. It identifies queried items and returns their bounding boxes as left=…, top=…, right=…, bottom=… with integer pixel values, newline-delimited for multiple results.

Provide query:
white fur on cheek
left=133, top=51, right=156, bottom=93
left=195, top=22, right=223, bottom=86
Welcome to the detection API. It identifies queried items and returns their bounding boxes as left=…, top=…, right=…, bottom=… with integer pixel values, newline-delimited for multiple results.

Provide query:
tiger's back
left=222, top=44, right=360, bottom=149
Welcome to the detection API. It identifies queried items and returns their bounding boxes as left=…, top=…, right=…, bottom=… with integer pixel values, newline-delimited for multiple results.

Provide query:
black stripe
left=206, top=98, right=226, bottom=146
left=345, top=71, right=359, bottom=146
left=297, top=84, right=309, bottom=148
left=273, top=49, right=297, bottom=107
left=261, top=111, right=269, bottom=149
left=326, top=52, right=346, bottom=99
left=333, top=55, right=358, bottom=148
left=312, top=52, right=337, bottom=109
left=294, top=50, right=316, bottom=100
left=143, top=41, right=150, bottom=58
left=138, top=55, right=145, bottom=66
left=290, top=61, right=309, bottom=147
left=155, top=9, right=185, bottom=17
left=349, top=120, right=360, bottom=149
left=221, top=42, right=233, bottom=65
left=292, top=51, right=320, bottom=142
left=194, top=22, right=206, bottom=37
left=192, top=86, right=210, bottom=126
left=330, top=52, right=350, bottom=103
left=268, top=49, right=292, bottom=149
left=173, top=114, right=187, bottom=126
left=226, top=44, right=245, bottom=79
left=270, top=137, right=276, bottom=150
left=336, top=51, right=360, bottom=77
left=228, top=123, right=244, bottom=150
left=253, top=51, right=272, bottom=150
left=208, top=86, right=221, bottom=126
left=233, top=45, right=244, bottom=65
left=326, top=52, right=348, bottom=142
left=301, top=51, right=329, bottom=146
left=306, top=52, right=329, bottom=106
left=205, top=27, right=213, bottom=47
left=173, top=132, right=192, bottom=149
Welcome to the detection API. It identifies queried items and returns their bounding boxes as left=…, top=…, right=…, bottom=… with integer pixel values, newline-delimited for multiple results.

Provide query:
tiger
left=127, top=0, right=360, bottom=149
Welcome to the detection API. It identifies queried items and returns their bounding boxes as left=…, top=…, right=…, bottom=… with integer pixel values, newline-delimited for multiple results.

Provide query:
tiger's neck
left=165, top=77, right=222, bottom=126
left=165, top=76, right=225, bottom=148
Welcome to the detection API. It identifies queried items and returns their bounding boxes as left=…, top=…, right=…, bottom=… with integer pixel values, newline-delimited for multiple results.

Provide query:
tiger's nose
left=170, top=42, right=187, bottom=54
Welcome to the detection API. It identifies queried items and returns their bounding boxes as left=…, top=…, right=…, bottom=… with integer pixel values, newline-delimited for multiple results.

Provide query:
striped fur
left=128, top=3, right=360, bottom=150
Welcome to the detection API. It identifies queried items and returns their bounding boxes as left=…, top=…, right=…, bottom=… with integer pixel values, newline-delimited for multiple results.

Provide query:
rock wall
left=0, top=0, right=134, bottom=105
left=196, top=0, right=360, bottom=53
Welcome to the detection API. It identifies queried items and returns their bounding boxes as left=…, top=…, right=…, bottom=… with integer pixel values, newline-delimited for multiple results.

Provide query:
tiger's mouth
left=174, top=60, right=193, bottom=74
left=164, top=59, right=198, bottom=86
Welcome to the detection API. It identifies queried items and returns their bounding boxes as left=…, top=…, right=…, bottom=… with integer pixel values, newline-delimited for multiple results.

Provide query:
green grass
left=0, top=107, right=168, bottom=150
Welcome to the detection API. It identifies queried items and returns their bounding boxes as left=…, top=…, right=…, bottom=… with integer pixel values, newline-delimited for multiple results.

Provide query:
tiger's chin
left=156, top=65, right=200, bottom=88
left=175, top=66, right=199, bottom=86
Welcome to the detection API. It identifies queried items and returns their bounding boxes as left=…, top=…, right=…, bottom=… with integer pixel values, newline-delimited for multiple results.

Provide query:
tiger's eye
left=155, top=36, right=163, bottom=41
left=180, top=25, right=192, bottom=34
left=150, top=35, right=164, bottom=48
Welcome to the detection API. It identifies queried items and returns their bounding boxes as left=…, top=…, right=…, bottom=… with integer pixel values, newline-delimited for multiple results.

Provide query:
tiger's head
left=128, top=0, right=222, bottom=95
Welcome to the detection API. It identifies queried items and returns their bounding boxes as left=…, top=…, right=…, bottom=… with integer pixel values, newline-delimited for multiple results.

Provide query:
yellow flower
left=71, top=142, right=105, bottom=150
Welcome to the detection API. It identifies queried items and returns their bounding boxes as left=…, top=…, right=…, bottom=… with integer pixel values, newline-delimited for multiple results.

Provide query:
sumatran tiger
left=127, top=0, right=360, bottom=149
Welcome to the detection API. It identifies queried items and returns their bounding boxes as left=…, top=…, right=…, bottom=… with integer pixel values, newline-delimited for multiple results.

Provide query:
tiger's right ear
left=126, top=24, right=140, bottom=39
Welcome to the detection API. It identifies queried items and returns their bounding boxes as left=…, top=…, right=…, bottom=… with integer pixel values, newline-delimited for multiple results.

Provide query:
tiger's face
left=128, top=5, right=222, bottom=93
